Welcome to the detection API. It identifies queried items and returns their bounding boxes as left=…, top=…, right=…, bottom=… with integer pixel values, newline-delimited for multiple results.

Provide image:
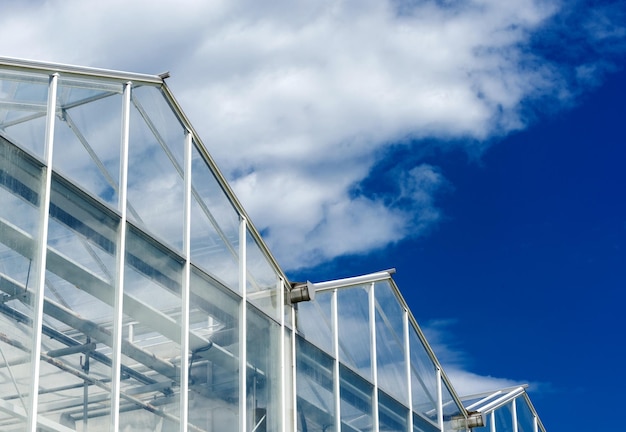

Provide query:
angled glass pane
left=127, top=85, right=185, bottom=253
left=0, top=135, right=45, bottom=429
left=0, top=70, right=48, bottom=159
left=294, top=289, right=333, bottom=355
left=337, top=285, right=372, bottom=380
left=442, top=379, right=464, bottom=432
left=517, top=397, right=536, bottom=432
left=409, top=325, right=438, bottom=425
left=494, top=402, right=515, bottom=432
left=374, top=280, right=408, bottom=404
left=118, top=225, right=184, bottom=431
left=340, top=364, right=373, bottom=432
left=190, top=142, right=239, bottom=292
left=246, top=227, right=280, bottom=319
left=188, top=268, right=240, bottom=432
left=296, top=335, right=335, bottom=432
left=52, top=77, right=123, bottom=209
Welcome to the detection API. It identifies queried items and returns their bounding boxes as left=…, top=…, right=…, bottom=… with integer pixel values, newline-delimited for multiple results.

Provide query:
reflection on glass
left=409, top=326, right=438, bottom=424
left=188, top=268, right=240, bottom=431
left=294, top=289, right=333, bottom=355
left=0, top=135, right=44, bottom=430
left=374, top=281, right=407, bottom=404
left=246, top=228, right=279, bottom=319
left=338, top=285, right=372, bottom=380
left=340, top=364, right=373, bottom=432
left=442, top=379, right=463, bottom=432
left=247, top=306, right=281, bottom=432
left=494, top=402, right=515, bottom=432
left=127, top=87, right=185, bottom=252
left=52, top=77, right=123, bottom=209
left=0, top=70, right=49, bottom=158
left=118, top=225, right=184, bottom=431
left=190, top=143, right=240, bottom=292
left=379, top=389, right=408, bottom=432
left=517, top=397, right=536, bottom=432
left=296, top=336, right=335, bottom=432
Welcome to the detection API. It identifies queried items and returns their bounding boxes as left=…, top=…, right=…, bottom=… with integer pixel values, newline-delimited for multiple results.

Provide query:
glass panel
left=52, top=77, right=123, bottom=209
left=494, top=402, right=515, bottom=432
left=187, top=268, right=240, bottom=432
left=379, top=390, right=408, bottom=432
left=0, top=70, right=49, bottom=158
left=409, top=326, right=438, bottom=424
left=517, top=397, right=536, bottom=432
left=246, top=227, right=280, bottom=319
left=413, top=411, right=440, bottom=432
left=441, top=379, right=464, bottom=432
left=247, top=306, right=281, bottom=432
left=127, top=85, right=185, bottom=253
left=374, top=281, right=408, bottom=404
left=296, top=336, right=335, bottom=432
left=36, top=173, right=119, bottom=429
left=337, top=285, right=372, bottom=380
left=340, top=364, right=373, bottom=432
left=0, top=135, right=44, bottom=430
left=117, top=225, right=184, bottom=431
left=294, top=289, right=333, bottom=355
left=190, top=142, right=239, bottom=292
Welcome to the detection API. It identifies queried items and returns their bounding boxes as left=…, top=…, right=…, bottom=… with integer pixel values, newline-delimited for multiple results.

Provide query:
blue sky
left=1, top=0, right=625, bottom=430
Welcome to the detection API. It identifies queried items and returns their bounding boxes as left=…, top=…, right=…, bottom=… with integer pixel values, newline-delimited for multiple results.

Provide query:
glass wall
left=0, top=60, right=285, bottom=432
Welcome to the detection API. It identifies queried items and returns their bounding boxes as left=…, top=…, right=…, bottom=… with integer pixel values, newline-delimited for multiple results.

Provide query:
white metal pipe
left=332, top=289, right=341, bottom=432
left=313, top=270, right=395, bottom=292
left=27, top=72, right=58, bottom=432
left=512, top=399, right=518, bottom=432
left=491, top=411, right=496, bottom=432
left=403, top=308, right=413, bottom=432
left=110, top=81, right=132, bottom=432
left=369, top=283, right=379, bottom=432
left=180, top=130, right=193, bottom=432
left=436, top=367, right=443, bottom=431
left=239, top=216, right=248, bottom=432
left=478, top=387, right=525, bottom=414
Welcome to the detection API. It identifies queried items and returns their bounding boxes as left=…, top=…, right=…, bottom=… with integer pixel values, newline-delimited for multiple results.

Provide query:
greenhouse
left=0, top=57, right=546, bottom=432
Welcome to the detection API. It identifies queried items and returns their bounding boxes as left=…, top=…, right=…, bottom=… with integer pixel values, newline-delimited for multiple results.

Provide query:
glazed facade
left=0, top=58, right=546, bottom=432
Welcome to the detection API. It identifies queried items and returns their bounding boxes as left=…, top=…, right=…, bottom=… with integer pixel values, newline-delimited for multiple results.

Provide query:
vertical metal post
left=27, top=72, right=58, bottom=432
left=490, top=411, right=496, bottom=432
left=290, top=291, right=297, bottom=432
left=239, top=216, right=248, bottom=432
left=403, top=309, right=413, bottom=432
left=180, top=131, right=193, bottom=432
left=436, top=367, right=443, bottom=431
left=331, top=289, right=340, bottom=432
left=533, top=415, right=538, bottom=432
left=110, top=81, right=131, bottom=432
left=278, top=277, right=286, bottom=432
left=369, top=283, right=379, bottom=432
left=511, top=399, right=518, bottom=432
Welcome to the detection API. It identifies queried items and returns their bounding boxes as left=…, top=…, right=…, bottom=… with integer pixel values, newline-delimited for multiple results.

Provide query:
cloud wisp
left=1, top=0, right=623, bottom=270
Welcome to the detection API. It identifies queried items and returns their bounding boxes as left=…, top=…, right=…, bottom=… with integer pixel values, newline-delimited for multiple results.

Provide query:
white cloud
left=0, top=0, right=620, bottom=271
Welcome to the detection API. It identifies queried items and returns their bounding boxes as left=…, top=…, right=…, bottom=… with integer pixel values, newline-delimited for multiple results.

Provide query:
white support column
left=110, top=81, right=132, bottom=432
left=179, top=131, right=193, bottom=432
left=511, top=399, right=518, bottom=432
left=27, top=72, right=58, bottom=432
left=239, top=216, right=248, bottom=432
left=279, top=277, right=286, bottom=432
left=369, top=283, right=379, bottom=432
left=490, top=411, right=496, bottom=432
left=403, top=309, right=413, bottom=432
left=290, top=291, right=297, bottom=432
left=533, top=415, right=538, bottom=432
left=436, top=367, right=443, bottom=432
left=331, top=289, right=340, bottom=432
